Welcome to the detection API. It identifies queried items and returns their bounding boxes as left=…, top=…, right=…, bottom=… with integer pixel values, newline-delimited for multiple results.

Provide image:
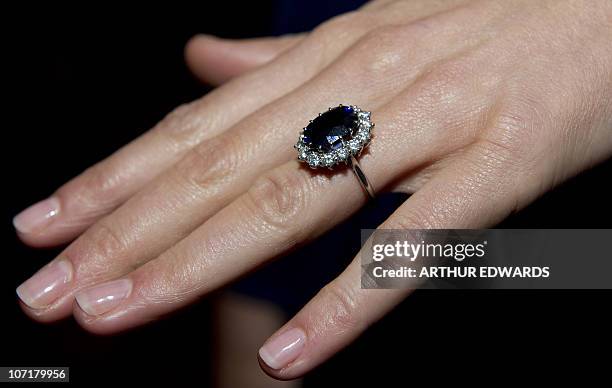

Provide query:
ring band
left=295, top=104, right=375, bottom=199
left=348, top=155, right=376, bottom=199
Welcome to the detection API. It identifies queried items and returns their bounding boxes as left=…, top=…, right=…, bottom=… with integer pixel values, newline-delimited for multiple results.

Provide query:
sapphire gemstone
left=303, top=106, right=358, bottom=152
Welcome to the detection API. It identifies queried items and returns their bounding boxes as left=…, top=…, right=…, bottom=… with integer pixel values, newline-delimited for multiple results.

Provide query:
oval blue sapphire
left=303, top=106, right=358, bottom=152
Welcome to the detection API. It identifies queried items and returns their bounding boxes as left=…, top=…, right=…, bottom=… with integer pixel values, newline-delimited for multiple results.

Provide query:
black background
left=2, top=2, right=611, bottom=386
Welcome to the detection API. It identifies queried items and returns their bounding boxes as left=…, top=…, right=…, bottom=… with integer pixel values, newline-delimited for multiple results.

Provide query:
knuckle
left=172, top=134, right=242, bottom=196
left=137, top=251, right=200, bottom=305
left=347, top=20, right=443, bottom=80
left=318, top=280, right=361, bottom=333
left=399, top=57, right=476, bottom=120
left=304, top=11, right=367, bottom=65
left=154, top=100, right=211, bottom=150
left=406, top=56, right=490, bottom=131
left=485, top=98, right=550, bottom=163
left=65, top=220, right=128, bottom=276
left=244, top=169, right=309, bottom=238
left=62, top=164, right=123, bottom=219
left=82, top=165, right=117, bottom=195
left=493, top=102, right=540, bottom=139
left=348, top=25, right=408, bottom=77
left=423, top=59, right=473, bottom=99
left=85, top=221, right=127, bottom=259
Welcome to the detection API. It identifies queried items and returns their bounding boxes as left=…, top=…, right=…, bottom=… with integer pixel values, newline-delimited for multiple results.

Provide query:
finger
left=69, top=64, right=494, bottom=334
left=185, top=34, right=305, bottom=85
left=258, top=139, right=529, bottom=379
left=12, top=104, right=214, bottom=248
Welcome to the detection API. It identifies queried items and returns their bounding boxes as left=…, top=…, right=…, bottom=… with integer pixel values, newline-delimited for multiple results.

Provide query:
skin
left=14, top=0, right=612, bottom=380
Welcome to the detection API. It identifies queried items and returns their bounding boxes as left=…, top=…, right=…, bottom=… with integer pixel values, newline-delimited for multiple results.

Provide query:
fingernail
left=16, top=259, right=73, bottom=309
left=259, top=328, right=306, bottom=370
left=13, top=197, right=60, bottom=234
left=75, top=279, right=132, bottom=316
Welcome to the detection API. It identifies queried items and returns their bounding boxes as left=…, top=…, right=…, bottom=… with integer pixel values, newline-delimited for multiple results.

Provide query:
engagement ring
left=295, top=105, right=375, bottom=199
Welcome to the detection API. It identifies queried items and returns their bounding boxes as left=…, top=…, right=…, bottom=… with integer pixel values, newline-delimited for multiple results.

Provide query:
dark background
left=3, top=2, right=611, bottom=386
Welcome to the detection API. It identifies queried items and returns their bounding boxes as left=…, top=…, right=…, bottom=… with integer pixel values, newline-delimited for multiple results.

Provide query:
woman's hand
left=14, top=0, right=612, bottom=379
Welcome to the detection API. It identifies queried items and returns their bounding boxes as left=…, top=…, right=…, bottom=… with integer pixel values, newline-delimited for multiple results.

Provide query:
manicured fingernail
left=259, top=328, right=306, bottom=370
left=13, top=197, right=60, bottom=234
left=75, top=279, right=132, bottom=316
left=16, top=259, right=73, bottom=309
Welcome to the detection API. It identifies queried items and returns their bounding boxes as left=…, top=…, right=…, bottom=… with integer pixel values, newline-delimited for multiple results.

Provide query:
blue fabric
left=272, top=0, right=368, bottom=34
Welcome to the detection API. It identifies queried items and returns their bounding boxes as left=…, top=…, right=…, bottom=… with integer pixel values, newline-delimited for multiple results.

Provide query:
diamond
left=306, top=154, right=321, bottom=167
left=348, top=140, right=362, bottom=153
left=322, top=154, right=336, bottom=166
left=298, top=149, right=308, bottom=160
left=336, top=148, right=349, bottom=160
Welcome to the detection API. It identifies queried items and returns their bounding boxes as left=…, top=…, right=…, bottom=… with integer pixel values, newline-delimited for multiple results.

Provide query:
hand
left=14, top=0, right=612, bottom=379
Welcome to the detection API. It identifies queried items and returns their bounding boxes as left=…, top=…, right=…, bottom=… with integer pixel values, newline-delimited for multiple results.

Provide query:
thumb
left=185, top=34, right=304, bottom=85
